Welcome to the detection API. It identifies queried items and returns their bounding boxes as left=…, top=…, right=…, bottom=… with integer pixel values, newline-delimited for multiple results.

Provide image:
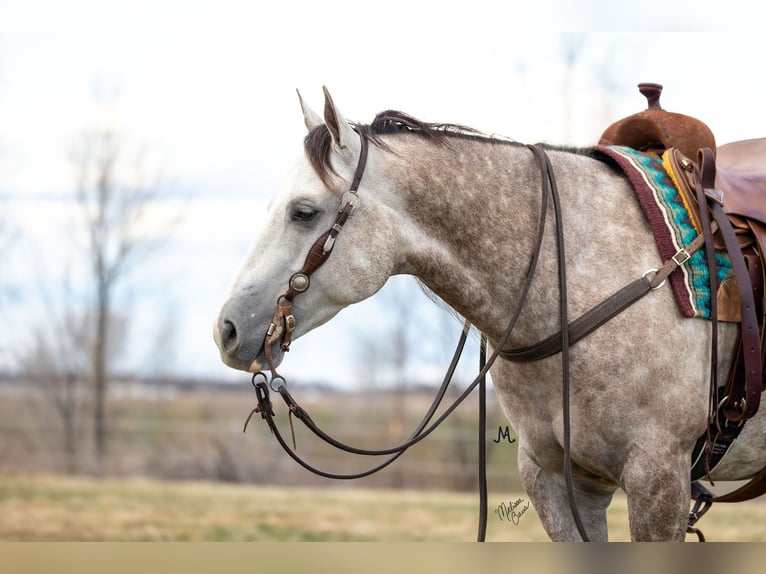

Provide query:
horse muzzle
left=214, top=301, right=285, bottom=372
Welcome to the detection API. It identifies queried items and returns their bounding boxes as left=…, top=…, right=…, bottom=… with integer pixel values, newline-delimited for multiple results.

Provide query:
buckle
left=672, top=248, right=692, bottom=266
left=340, top=190, right=360, bottom=214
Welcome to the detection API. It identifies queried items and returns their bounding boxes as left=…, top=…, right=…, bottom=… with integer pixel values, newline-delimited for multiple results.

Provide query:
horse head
left=213, top=88, right=398, bottom=372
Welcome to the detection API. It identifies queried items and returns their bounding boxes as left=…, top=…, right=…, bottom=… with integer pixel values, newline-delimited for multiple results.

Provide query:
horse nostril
left=221, top=319, right=238, bottom=352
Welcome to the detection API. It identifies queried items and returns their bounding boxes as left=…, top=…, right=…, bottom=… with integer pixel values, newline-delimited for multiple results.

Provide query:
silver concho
left=289, top=273, right=310, bottom=293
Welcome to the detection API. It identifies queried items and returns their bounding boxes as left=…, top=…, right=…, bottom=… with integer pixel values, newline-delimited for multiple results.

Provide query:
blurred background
left=1, top=0, right=766, bottom=541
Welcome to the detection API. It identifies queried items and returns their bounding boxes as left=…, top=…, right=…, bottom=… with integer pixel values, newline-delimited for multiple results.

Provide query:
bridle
left=261, top=130, right=369, bottom=382
left=243, top=123, right=758, bottom=541
left=247, top=126, right=597, bottom=541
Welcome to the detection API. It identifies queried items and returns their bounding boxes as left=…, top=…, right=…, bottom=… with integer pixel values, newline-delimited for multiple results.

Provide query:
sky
left=2, top=0, right=765, bottom=388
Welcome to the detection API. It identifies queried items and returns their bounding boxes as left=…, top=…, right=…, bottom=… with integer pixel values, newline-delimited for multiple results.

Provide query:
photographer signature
left=494, top=497, right=530, bottom=525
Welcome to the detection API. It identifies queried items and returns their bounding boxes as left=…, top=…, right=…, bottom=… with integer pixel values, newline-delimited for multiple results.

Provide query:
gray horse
left=214, top=88, right=766, bottom=541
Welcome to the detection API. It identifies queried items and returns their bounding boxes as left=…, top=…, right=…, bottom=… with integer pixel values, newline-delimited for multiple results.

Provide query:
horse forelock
left=304, top=125, right=337, bottom=189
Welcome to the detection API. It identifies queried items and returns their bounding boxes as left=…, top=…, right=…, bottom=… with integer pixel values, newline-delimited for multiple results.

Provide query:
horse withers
left=213, top=88, right=766, bottom=541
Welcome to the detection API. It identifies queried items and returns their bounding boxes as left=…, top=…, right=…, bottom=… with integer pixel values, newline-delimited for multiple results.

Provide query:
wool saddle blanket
left=595, top=145, right=733, bottom=320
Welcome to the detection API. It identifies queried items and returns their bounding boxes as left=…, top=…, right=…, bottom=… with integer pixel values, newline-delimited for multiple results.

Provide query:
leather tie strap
left=697, top=148, right=762, bottom=422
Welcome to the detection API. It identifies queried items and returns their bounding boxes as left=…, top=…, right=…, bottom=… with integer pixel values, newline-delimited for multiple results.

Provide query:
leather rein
left=244, top=127, right=591, bottom=540
left=244, top=130, right=706, bottom=541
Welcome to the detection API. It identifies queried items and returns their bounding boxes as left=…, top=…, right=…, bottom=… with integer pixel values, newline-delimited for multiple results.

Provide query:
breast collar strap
left=263, top=129, right=369, bottom=375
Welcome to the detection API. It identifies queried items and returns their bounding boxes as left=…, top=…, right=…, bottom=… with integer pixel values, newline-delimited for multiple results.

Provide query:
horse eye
left=291, top=205, right=318, bottom=222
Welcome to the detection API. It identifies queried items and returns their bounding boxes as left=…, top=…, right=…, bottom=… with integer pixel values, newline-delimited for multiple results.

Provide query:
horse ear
left=322, top=86, right=360, bottom=156
left=297, top=89, right=323, bottom=132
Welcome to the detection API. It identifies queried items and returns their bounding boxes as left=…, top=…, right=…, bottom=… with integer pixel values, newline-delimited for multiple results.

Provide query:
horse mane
left=303, top=109, right=596, bottom=188
left=304, top=110, right=490, bottom=188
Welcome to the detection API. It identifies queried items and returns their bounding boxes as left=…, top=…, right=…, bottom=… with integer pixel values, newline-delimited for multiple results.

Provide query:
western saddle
left=599, top=84, right=766, bottom=516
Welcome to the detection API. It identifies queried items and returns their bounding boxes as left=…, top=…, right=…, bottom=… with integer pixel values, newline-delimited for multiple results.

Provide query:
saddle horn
left=599, top=82, right=716, bottom=159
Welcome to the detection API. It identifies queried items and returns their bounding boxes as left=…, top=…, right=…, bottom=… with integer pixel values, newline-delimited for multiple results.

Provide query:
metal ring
left=720, top=395, right=746, bottom=414
left=251, top=372, right=268, bottom=388
left=270, top=375, right=287, bottom=392
left=643, top=268, right=666, bottom=291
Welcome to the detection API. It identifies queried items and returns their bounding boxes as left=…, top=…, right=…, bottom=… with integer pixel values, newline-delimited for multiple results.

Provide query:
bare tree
left=69, top=125, right=165, bottom=470
left=20, top=303, right=89, bottom=474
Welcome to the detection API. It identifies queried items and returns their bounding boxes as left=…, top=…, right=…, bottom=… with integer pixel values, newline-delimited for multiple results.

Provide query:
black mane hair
left=303, top=109, right=595, bottom=187
left=303, top=110, right=488, bottom=188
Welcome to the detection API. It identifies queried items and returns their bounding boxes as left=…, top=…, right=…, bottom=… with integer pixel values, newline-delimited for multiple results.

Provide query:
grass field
left=2, top=473, right=766, bottom=542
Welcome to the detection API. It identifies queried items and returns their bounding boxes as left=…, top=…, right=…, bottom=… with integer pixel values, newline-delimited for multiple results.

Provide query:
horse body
left=214, top=90, right=766, bottom=541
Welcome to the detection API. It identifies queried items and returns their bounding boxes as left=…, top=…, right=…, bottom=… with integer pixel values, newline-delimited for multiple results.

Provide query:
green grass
left=1, top=473, right=765, bottom=541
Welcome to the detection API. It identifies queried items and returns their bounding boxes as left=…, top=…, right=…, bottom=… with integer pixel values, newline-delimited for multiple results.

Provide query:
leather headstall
left=263, top=130, right=369, bottom=377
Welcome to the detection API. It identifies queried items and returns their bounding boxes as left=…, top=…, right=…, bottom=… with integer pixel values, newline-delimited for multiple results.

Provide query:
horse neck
left=380, top=136, right=547, bottom=340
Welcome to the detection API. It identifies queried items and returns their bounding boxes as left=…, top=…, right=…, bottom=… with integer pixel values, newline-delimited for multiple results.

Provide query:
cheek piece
left=262, top=130, right=368, bottom=379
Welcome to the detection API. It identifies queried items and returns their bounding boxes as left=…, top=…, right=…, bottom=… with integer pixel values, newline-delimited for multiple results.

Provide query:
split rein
left=241, top=128, right=596, bottom=541
left=242, top=132, right=725, bottom=541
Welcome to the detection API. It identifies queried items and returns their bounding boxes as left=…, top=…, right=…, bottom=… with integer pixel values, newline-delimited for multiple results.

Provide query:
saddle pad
left=594, top=145, right=733, bottom=320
